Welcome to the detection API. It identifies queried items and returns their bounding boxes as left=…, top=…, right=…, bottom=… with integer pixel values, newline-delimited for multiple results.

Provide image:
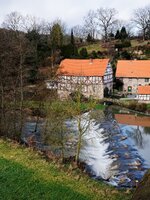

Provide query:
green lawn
left=131, top=39, right=150, bottom=47
left=79, top=43, right=106, bottom=53
left=78, top=39, right=150, bottom=54
left=80, top=103, right=105, bottom=111
left=0, top=139, right=131, bottom=200
left=147, top=104, right=150, bottom=109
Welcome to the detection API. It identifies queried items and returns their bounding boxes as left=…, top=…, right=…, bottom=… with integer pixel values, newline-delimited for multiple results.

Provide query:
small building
left=116, top=60, right=150, bottom=94
left=136, top=85, right=150, bottom=101
left=56, top=59, right=113, bottom=99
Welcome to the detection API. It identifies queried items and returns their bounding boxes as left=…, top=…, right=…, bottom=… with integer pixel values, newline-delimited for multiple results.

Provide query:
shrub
left=79, top=48, right=88, bottom=58
left=128, top=101, right=137, bottom=110
left=115, top=39, right=131, bottom=49
left=135, top=103, right=147, bottom=112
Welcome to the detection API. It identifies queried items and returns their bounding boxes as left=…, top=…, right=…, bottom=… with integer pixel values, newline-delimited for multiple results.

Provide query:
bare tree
left=96, top=7, right=118, bottom=41
left=83, top=10, right=97, bottom=39
left=2, top=11, right=25, bottom=32
left=132, top=5, right=150, bottom=40
left=111, top=20, right=133, bottom=37
left=72, top=25, right=86, bottom=40
left=2, top=12, right=29, bottom=134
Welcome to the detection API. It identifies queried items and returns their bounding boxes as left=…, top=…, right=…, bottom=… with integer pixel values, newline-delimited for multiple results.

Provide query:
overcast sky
left=0, top=0, right=150, bottom=28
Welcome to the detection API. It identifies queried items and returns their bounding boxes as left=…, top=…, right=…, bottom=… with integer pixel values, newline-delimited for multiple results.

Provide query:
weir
left=22, top=107, right=150, bottom=187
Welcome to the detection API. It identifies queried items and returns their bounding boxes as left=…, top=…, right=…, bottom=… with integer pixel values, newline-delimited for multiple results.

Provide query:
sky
left=0, top=0, right=150, bottom=28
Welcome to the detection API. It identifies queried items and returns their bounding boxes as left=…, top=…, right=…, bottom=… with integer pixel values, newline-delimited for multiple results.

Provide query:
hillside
left=0, top=139, right=131, bottom=200
left=78, top=39, right=150, bottom=59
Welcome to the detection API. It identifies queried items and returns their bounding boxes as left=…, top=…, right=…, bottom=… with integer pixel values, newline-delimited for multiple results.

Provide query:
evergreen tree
left=71, top=29, right=75, bottom=45
left=79, top=48, right=88, bottom=58
left=50, top=23, right=63, bottom=50
left=61, top=44, right=78, bottom=58
left=50, top=22, right=64, bottom=67
left=115, top=30, right=120, bottom=39
left=61, top=29, right=78, bottom=58
left=86, top=33, right=93, bottom=42
left=120, top=26, right=128, bottom=40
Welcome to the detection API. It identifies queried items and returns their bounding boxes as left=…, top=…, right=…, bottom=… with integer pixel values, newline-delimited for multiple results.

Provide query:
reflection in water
left=144, top=127, right=150, bottom=134
left=22, top=107, right=150, bottom=187
left=126, top=126, right=143, bottom=148
left=115, top=112, right=150, bottom=166
left=79, top=110, right=150, bottom=187
left=115, top=114, right=150, bottom=127
left=133, top=126, right=143, bottom=148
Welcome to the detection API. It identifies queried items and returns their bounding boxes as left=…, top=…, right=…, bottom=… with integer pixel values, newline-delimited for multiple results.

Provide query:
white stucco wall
left=57, top=76, right=104, bottom=99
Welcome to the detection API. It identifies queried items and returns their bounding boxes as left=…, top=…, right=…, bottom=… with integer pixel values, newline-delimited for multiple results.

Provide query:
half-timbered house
left=54, top=58, right=113, bottom=99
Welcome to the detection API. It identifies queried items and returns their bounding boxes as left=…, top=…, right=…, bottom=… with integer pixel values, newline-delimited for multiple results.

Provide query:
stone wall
left=57, top=90, right=71, bottom=100
left=83, top=84, right=104, bottom=99
left=121, top=78, right=150, bottom=94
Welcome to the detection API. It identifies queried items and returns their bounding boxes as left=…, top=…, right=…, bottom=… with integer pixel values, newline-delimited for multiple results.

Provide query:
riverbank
left=132, top=170, right=150, bottom=200
left=0, top=139, right=131, bottom=200
left=103, top=98, right=150, bottom=116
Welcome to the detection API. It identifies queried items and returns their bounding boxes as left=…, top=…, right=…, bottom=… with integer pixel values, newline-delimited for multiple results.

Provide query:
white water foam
left=69, top=112, right=114, bottom=180
left=80, top=121, right=113, bottom=180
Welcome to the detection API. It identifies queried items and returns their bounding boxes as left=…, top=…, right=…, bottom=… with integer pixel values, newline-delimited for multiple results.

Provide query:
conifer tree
left=120, top=26, right=128, bottom=40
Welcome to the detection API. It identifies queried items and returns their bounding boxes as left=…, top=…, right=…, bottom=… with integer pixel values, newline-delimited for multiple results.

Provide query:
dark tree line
left=0, top=12, right=66, bottom=139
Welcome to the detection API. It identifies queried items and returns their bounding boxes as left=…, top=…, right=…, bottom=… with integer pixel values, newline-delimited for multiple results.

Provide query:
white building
left=50, top=58, right=113, bottom=99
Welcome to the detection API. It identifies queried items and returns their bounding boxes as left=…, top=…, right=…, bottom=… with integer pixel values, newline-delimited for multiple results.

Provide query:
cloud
left=0, top=0, right=150, bottom=28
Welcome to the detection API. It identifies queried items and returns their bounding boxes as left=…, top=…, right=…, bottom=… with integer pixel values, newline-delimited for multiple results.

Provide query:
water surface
left=22, top=107, right=150, bottom=187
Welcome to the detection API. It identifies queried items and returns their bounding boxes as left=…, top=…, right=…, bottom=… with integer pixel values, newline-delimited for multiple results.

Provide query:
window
left=145, top=78, right=149, bottom=82
left=128, top=86, right=132, bottom=92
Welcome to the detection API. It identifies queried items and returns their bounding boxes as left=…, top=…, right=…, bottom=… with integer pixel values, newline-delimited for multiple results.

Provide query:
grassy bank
left=0, top=139, right=131, bottom=200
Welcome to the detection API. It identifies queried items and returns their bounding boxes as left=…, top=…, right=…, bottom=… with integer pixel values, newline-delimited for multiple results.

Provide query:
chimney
left=89, top=58, right=93, bottom=64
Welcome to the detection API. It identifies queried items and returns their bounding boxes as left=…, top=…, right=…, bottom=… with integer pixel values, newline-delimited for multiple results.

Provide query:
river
left=22, top=106, right=150, bottom=187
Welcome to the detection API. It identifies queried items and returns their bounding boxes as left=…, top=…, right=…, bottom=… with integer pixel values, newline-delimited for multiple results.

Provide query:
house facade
left=136, top=85, right=150, bottom=101
left=55, top=59, right=113, bottom=99
left=116, top=60, right=150, bottom=94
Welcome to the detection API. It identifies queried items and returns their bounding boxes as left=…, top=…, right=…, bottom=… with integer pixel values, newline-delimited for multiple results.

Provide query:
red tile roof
left=58, top=59, right=109, bottom=76
left=115, top=114, right=150, bottom=127
left=116, top=60, right=150, bottom=78
left=137, top=85, right=150, bottom=95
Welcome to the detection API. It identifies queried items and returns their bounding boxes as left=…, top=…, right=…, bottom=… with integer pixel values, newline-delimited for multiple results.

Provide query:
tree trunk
left=1, top=82, right=4, bottom=112
left=19, top=40, right=24, bottom=134
left=13, top=86, right=17, bottom=138
left=75, top=116, right=82, bottom=164
left=0, top=82, right=4, bottom=135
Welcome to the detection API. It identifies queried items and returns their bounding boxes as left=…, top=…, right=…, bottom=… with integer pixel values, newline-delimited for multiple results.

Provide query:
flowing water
left=22, top=106, right=150, bottom=187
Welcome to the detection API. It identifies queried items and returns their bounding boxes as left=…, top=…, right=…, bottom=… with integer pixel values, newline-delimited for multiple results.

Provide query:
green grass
left=0, top=139, right=132, bottom=200
left=79, top=43, right=106, bottom=53
left=147, top=104, right=150, bottom=109
left=78, top=39, right=150, bottom=54
left=80, top=103, right=105, bottom=111
left=131, top=39, right=150, bottom=47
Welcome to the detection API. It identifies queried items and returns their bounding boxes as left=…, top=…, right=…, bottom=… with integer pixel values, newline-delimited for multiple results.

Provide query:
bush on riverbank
left=127, top=101, right=147, bottom=112
left=132, top=170, right=150, bottom=200
left=112, top=99, right=148, bottom=113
